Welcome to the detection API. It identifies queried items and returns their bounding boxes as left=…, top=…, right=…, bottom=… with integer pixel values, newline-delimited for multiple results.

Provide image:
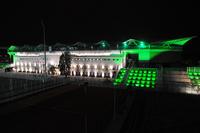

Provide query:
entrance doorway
left=126, top=54, right=138, bottom=68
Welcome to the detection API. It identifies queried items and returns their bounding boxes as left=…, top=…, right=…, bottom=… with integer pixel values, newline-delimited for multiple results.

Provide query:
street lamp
left=41, top=20, right=47, bottom=81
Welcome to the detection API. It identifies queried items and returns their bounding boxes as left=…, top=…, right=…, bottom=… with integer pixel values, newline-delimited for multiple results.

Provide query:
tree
left=58, top=51, right=71, bottom=76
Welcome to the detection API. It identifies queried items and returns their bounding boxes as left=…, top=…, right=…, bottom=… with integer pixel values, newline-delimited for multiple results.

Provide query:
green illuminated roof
left=8, top=45, right=17, bottom=52
left=152, top=36, right=196, bottom=47
left=123, top=39, right=150, bottom=47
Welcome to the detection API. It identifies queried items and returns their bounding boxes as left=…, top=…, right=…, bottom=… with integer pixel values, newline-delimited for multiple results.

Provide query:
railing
left=67, top=76, right=113, bottom=88
left=187, top=67, right=200, bottom=73
left=0, top=72, right=68, bottom=104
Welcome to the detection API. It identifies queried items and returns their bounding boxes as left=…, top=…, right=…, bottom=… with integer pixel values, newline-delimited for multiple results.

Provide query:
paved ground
left=0, top=83, right=116, bottom=133
left=1, top=81, right=200, bottom=133
left=119, top=90, right=200, bottom=133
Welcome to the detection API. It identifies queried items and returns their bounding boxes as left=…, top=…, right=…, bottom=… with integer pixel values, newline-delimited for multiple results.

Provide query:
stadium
left=6, top=37, right=193, bottom=76
left=0, top=36, right=199, bottom=93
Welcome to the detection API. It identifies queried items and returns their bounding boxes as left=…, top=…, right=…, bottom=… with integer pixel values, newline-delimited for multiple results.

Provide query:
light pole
left=41, top=20, right=47, bottom=81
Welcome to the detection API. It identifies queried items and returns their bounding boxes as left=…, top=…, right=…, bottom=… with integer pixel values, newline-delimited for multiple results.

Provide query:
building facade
left=12, top=50, right=126, bottom=78
left=9, top=37, right=193, bottom=78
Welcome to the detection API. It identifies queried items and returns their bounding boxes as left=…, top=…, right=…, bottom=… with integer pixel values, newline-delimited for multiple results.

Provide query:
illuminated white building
left=13, top=50, right=126, bottom=78
left=9, top=37, right=194, bottom=78
left=70, top=50, right=125, bottom=78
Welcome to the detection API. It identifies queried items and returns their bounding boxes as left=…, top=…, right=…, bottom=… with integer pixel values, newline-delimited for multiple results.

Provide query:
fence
left=0, top=72, right=68, bottom=104
left=68, top=76, right=114, bottom=88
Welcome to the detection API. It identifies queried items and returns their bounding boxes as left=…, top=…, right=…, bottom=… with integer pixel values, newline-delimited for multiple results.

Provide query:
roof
left=151, top=36, right=196, bottom=47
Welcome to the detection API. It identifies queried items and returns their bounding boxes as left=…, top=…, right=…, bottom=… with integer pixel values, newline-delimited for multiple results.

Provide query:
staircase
left=162, top=69, right=191, bottom=93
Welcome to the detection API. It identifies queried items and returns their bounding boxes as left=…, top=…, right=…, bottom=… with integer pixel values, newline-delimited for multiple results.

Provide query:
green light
left=152, top=78, right=156, bottom=81
left=141, top=84, right=145, bottom=87
left=8, top=45, right=17, bottom=52
left=142, top=77, right=146, bottom=80
left=102, top=43, right=106, bottom=48
left=133, top=77, right=137, bottom=80
left=143, top=74, right=147, bottom=76
left=113, top=83, right=117, bottom=86
left=135, top=84, right=140, bottom=87
left=189, top=76, right=194, bottom=79
left=194, top=73, right=198, bottom=76
left=138, top=41, right=146, bottom=48
left=146, top=81, right=150, bottom=84
left=155, top=36, right=195, bottom=46
left=122, top=42, right=128, bottom=49
left=147, top=74, right=151, bottom=77
left=152, top=74, right=156, bottom=77
left=146, top=85, right=150, bottom=88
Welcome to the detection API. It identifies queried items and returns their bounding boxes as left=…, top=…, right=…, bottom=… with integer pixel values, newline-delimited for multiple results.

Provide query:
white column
left=102, top=71, right=104, bottom=78
left=80, top=71, right=83, bottom=76
left=110, top=71, right=113, bottom=78
left=94, top=71, right=97, bottom=77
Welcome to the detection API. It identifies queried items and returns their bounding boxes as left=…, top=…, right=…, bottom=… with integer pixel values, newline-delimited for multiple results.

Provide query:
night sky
left=0, top=0, right=199, bottom=46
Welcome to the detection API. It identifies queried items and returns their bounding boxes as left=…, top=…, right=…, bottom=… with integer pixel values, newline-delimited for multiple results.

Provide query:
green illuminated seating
left=114, top=68, right=158, bottom=88
left=125, top=68, right=158, bottom=88
left=143, top=74, right=147, bottom=77
left=142, top=77, right=146, bottom=80
left=187, top=67, right=200, bottom=88
left=113, top=68, right=128, bottom=86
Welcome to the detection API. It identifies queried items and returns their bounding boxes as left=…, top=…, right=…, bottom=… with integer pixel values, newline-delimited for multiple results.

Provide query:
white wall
left=13, top=50, right=126, bottom=77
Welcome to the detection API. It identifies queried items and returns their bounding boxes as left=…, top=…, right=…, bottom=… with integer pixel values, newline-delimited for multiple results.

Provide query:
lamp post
left=41, top=20, right=47, bottom=81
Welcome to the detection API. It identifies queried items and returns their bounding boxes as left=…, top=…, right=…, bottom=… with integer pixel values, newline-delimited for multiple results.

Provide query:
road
left=1, top=79, right=200, bottom=133
left=119, top=90, right=200, bottom=133
left=0, top=83, right=116, bottom=133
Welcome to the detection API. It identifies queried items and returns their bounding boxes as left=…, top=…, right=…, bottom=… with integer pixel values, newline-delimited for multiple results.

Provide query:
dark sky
left=0, top=0, right=199, bottom=46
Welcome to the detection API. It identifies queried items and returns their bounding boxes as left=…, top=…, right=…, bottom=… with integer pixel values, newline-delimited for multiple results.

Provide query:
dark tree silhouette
left=58, top=51, right=71, bottom=76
